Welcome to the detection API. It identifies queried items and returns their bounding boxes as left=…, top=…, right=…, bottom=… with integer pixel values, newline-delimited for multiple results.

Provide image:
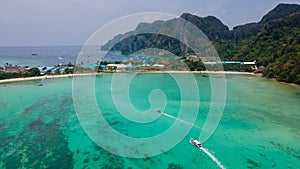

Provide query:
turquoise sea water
left=0, top=74, right=299, bottom=168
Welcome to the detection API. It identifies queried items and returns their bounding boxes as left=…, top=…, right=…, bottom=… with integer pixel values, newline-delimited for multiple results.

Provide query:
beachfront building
left=152, top=64, right=165, bottom=70
left=38, top=67, right=54, bottom=75
left=102, top=63, right=166, bottom=72
left=106, top=63, right=126, bottom=72
left=203, top=60, right=257, bottom=71
left=51, top=66, right=74, bottom=74
left=4, top=65, right=25, bottom=73
left=187, top=54, right=200, bottom=62
left=254, top=66, right=265, bottom=73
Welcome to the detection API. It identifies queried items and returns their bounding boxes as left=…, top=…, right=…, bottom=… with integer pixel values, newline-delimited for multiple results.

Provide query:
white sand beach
left=0, top=73, right=98, bottom=83
left=0, top=71, right=259, bottom=84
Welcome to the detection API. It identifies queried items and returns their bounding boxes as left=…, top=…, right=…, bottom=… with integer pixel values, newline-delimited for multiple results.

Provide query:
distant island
left=102, top=3, right=300, bottom=84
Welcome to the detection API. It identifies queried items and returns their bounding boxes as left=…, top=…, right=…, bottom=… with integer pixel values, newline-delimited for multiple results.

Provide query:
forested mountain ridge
left=102, top=3, right=300, bottom=84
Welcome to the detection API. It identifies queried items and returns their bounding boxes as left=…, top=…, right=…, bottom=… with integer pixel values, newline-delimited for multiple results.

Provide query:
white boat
left=189, top=138, right=202, bottom=148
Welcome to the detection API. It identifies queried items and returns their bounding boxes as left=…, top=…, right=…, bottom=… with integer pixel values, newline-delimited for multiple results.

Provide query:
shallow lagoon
left=0, top=74, right=299, bottom=168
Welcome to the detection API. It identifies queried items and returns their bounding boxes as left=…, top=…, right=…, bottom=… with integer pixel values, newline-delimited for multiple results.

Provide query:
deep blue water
left=0, top=46, right=173, bottom=68
left=0, top=46, right=82, bottom=67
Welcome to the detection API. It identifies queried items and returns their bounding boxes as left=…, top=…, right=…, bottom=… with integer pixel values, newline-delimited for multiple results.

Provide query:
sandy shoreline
left=0, top=71, right=257, bottom=84
left=0, top=73, right=99, bottom=84
left=172, top=71, right=255, bottom=75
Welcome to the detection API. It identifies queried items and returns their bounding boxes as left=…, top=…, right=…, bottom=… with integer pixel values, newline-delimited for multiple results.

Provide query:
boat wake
left=200, top=147, right=226, bottom=169
left=156, top=109, right=226, bottom=169
left=158, top=110, right=202, bottom=129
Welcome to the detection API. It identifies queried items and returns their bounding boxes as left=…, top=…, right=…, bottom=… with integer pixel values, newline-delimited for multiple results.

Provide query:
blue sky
left=0, top=0, right=299, bottom=46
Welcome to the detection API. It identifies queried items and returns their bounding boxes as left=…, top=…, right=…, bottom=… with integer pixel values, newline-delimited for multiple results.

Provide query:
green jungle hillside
left=102, top=3, right=300, bottom=84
